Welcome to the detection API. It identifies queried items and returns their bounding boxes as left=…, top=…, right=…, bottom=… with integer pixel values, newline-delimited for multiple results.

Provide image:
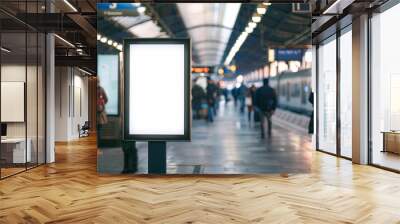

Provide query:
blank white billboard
left=125, top=39, right=190, bottom=140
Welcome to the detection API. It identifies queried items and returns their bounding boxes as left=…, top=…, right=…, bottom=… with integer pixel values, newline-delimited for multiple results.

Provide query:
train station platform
left=99, top=102, right=312, bottom=174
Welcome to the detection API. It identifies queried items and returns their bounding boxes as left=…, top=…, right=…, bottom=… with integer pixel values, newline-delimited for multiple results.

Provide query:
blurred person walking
left=308, top=92, right=314, bottom=134
left=206, top=77, right=218, bottom=122
left=246, top=85, right=257, bottom=122
left=237, top=83, right=247, bottom=114
left=254, top=78, right=277, bottom=138
left=192, top=78, right=206, bottom=120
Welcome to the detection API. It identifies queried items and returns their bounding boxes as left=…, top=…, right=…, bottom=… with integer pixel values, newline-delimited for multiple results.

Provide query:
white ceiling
left=177, top=3, right=241, bottom=66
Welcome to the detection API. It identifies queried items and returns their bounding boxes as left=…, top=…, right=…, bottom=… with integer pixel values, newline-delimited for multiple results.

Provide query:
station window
left=370, top=2, right=400, bottom=171
left=317, top=35, right=337, bottom=155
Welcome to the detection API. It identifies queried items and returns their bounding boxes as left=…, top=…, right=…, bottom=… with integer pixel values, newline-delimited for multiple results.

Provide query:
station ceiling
left=0, top=1, right=311, bottom=75
left=99, top=2, right=311, bottom=74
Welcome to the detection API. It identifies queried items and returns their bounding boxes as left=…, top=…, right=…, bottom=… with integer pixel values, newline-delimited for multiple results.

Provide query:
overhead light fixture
left=137, top=6, right=146, bottom=14
left=263, top=2, right=272, bottom=6
left=132, top=3, right=141, bottom=7
left=97, top=34, right=101, bottom=40
left=100, top=37, right=107, bottom=43
left=245, top=27, right=253, bottom=33
left=78, top=67, right=93, bottom=76
left=63, top=0, right=78, bottom=12
left=257, top=7, right=267, bottom=15
left=107, top=39, right=113, bottom=45
left=113, top=42, right=118, bottom=47
left=76, top=48, right=83, bottom=52
left=322, top=0, right=343, bottom=14
left=249, top=22, right=257, bottom=29
left=252, top=15, right=262, bottom=23
left=54, top=34, right=75, bottom=48
left=1, top=47, right=11, bottom=53
left=117, top=44, right=123, bottom=51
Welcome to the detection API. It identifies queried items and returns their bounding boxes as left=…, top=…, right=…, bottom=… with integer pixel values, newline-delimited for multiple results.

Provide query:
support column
left=46, top=32, right=55, bottom=163
left=352, top=14, right=369, bottom=164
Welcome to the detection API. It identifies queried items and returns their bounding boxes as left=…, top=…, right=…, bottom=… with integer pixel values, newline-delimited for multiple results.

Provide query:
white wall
left=55, top=67, right=89, bottom=141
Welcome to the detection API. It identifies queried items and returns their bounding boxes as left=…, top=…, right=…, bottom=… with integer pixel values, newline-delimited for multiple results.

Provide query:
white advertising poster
left=125, top=39, right=190, bottom=140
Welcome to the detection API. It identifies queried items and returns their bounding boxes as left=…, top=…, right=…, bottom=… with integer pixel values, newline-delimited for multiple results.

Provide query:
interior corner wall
left=55, top=67, right=89, bottom=142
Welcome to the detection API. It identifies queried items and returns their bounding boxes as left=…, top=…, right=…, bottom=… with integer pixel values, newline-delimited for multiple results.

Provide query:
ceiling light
left=78, top=67, right=93, bottom=76
left=54, top=34, right=75, bottom=48
left=132, top=3, right=141, bottom=7
left=107, top=40, right=113, bottom=45
left=245, top=27, right=253, bottom=33
left=113, top=42, right=118, bottom=47
left=1, top=47, right=11, bottom=53
left=117, top=44, right=123, bottom=51
left=137, top=6, right=146, bottom=14
left=76, top=48, right=83, bottom=52
left=263, top=2, right=272, bottom=6
left=100, top=37, right=107, bottom=43
left=249, top=22, right=257, bottom=29
left=97, top=34, right=101, bottom=40
left=322, top=0, right=343, bottom=14
left=252, top=15, right=262, bottom=23
left=63, top=0, right=78, bottom=12
left=257, top=7, right=267, bottom=15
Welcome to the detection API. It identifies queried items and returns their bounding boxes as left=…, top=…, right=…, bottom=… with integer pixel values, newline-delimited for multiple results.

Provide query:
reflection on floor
left=0, top=167, right=25, bottom=178
left=99, top=101, right=312, bottom=174
left=373, top=151, right=400, bottom=170
left=1, top=135, right=400, bottom=223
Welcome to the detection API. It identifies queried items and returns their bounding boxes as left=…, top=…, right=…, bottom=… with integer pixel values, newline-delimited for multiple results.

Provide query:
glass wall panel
left=318, top=36, right=337, bottom=154
left=371, top=3, right=400, bottom=171
left=339, top=28, right=352, bottom=158
left=1, top=30, right=28, bottom=177
left=0, top=1, right=46, bottom=179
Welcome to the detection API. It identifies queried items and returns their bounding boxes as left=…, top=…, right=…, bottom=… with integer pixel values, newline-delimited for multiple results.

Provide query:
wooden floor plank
left=0, top=136, right=400, bottom=223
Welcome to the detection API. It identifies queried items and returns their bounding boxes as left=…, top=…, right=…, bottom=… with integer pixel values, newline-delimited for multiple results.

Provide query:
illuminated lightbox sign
left=124, top=39, right=191, bottom=141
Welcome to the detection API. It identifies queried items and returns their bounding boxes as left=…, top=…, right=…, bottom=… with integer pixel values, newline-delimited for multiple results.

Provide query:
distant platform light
left=117, top=44, right=123, bottom=51
left=100, top=37, right=107, bottom=43
left=137, top=6, right=146, bottom=14
left=257, top=7, right=267, bottom=15
left=245, top=27, right=254, bottom=33
left=107, top=40, right=113, bottom=45
left=113, top=42, right=118, bottom=47
left=252, top=15, right=261, bottom=23
left=248, top=22, right=257, bottom=29
left=218, top=68, right=224, bottom=75
left=97, top=34, right=101, bottom=40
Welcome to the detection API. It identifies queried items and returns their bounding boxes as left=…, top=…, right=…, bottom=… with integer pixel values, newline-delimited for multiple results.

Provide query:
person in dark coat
left=192, top=78, right=206, bottom=120
left=308, top=92, right=314, bottom=134
left=206, top=77, right=218, bottom=122
left=254, top=78, right=278, bottom=138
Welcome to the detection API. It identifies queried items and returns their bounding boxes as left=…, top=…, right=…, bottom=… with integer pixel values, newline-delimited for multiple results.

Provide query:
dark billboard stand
left=124, top=39, right=191, bottom=174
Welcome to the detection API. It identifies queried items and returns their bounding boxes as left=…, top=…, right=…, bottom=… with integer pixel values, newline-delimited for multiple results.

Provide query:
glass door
left=317, top=35, right=337, bottom=154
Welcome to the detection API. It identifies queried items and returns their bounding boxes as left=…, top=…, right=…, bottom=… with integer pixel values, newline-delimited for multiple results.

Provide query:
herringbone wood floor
left=1, top=135, right=400, bottom=223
